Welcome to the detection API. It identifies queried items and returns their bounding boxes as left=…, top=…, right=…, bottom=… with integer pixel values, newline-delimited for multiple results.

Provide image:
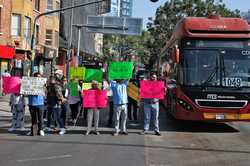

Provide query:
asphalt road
left=1, top=104, right=250, bottom=166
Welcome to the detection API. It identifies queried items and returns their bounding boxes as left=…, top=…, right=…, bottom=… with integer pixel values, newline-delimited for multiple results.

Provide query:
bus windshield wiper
left=201, top=67, right=219, bottom=88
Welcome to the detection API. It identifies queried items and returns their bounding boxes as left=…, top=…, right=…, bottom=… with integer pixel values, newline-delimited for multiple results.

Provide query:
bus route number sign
left=223, top=77, right=242, bottom=87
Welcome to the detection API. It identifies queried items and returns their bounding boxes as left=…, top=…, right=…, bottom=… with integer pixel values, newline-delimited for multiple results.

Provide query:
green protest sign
left=70, top=67, right=85, bottom=80
left=69, top=82, right=78, bottom=97
left=84, top=68, right=103, bottom=82
left=108, top=62, right=133, bottom=80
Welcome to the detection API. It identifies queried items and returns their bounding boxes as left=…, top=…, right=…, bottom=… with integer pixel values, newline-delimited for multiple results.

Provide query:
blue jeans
left=143, top=102, right=159, bottom=132
left=53, top=105, right=64, bottom=128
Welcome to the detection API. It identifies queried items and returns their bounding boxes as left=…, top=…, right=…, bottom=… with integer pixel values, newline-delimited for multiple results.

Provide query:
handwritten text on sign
left=20, top=77, right=47, bottom=96
left=3, top=76, right=21, bottom=94
left=140, top=80, right=165, bottom=99
left=83, top=90, right=107, bottom=108
left=108, top=62, right=133, bottom=80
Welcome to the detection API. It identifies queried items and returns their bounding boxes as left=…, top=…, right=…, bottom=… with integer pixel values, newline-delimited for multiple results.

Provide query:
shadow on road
left=159, top=106, right=239, bottom=133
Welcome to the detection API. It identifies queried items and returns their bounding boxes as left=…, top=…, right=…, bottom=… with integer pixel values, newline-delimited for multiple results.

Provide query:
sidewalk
left=0, top=95, right=11, bottom=117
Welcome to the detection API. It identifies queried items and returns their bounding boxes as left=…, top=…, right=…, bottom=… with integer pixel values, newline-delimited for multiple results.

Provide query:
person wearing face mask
left=141, top=72, right=161, bottom=136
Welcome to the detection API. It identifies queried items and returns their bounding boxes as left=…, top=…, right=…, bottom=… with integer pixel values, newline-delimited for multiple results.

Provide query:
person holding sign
left=141, top=73, right=161, bottom=136
left=28, top=72, right=45, bottom=136
left=68, top=79, right=82, bottom=125
left=85, top=80, right=101, bottom=135
left=111, top=80, right=129, bottom=136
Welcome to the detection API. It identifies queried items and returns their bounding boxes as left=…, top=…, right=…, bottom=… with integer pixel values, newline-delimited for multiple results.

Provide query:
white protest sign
left=20, top=77, right=47, bottom=96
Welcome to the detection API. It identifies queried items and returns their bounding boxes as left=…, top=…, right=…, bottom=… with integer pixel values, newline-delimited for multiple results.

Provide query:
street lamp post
left=30, top=0, right=108, bottom=76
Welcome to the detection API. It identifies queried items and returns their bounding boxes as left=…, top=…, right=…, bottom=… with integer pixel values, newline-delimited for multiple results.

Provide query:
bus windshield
left=183, top=50, right=220, bottom=86
left=182, top=49, right=250, bottom=87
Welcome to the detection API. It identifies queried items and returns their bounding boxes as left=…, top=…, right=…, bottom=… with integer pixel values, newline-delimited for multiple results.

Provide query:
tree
left=147, top=0, right=241, bottom=68
left=102, top=31, right=153, bottom=64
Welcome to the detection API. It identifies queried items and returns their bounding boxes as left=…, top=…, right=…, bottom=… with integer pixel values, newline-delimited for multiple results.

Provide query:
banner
left=108, top=62, right=133, bottom=80
left=20, top=77, right=47, bottom=96
left=82, top=83, right=102, bottom=90
left=83, top=90, right=107, bottom=108
left=70, top=67, right=85, bottom=80
left=84, top=68, right=103, bottom=82
left=140, top=80, right=165, bottom=99
left=69, top=82, right=79, bottom=97
left=127, top=82, right=140, bottom=102
left=2, top=76, right=21, bottom=94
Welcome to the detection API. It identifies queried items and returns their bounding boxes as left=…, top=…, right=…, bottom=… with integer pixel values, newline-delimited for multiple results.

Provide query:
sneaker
left=113, top=132, right=119, bottom=136
left=59, top=128, right=66, bottom=135
left=19, top=127, right=26, bottom=131
left=8, top=128, right=16, bottom=132
left=155, top=131, right=161, bottom=136
left=39, top=130, right=45, bottom=136
left=94, top=131, right=100, bottom=135
left=73, top=119, right=77, bottom=124
left=121, top=131, right=128, bottom=135
left=85, top=131, right=90, bottom=135
left=140, top=130, right=148, bottom=135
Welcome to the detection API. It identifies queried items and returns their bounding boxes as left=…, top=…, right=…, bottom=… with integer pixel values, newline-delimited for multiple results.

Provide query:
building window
left=47, top=0, right=53, bottom=10
left=36, top=25, right=39, bottom=44
left=35, top=0, right=40, bottom=11
left=45, top=29, right=53, bottom=46
left=11, top=14, right=21, bottom=36
left=24, top=17, right=31, bottom=40
left=54, top=31, right=59, bottom=47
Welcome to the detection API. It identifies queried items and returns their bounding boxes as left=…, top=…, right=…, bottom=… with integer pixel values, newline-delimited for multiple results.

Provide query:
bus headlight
left=178, top=99, right=194, bottom=112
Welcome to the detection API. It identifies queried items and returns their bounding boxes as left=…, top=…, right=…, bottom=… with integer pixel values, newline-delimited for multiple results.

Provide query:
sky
left=133, top=0, right=250, bottom=29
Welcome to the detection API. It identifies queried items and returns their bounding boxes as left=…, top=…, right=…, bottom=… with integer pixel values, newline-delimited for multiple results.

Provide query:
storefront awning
left=0, top=45, right=15, bottom=59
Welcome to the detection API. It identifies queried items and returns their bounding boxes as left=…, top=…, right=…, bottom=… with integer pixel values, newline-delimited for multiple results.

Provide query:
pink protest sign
left=83, top=90, right=108, bottom=108
left=2, top=76, right=21, bottom=94
left=140, top=80, right=165, bottom=99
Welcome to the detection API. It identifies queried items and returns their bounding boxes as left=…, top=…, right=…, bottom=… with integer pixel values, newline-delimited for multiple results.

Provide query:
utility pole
left=66, top=0, right=75, bottom=79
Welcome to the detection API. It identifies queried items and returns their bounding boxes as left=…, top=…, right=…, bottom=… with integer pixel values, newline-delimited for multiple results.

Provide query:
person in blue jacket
left=28, top=72, right=45, bottom=136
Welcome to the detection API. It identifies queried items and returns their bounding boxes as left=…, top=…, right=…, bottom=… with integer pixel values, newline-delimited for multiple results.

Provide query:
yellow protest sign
left=82, top=83, right=102, bottom=90
left=128, top=82, right=140, bottom=102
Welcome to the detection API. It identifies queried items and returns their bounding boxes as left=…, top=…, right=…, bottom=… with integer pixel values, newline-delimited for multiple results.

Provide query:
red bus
left=161, top=15, right=250, bottom=121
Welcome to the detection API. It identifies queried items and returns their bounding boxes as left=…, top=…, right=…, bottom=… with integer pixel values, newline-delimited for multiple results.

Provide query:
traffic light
left=149, top=0, right=159, bottom=2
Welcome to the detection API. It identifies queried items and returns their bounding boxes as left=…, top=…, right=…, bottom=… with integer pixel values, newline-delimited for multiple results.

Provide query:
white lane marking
left=17, top=154, right=72, bottom=163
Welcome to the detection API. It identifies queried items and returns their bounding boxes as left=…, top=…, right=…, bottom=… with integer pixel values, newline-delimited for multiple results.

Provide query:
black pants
left=128, top=97, right=138, bottom=120
left=70, top=102, right=80, bottom=120
left=29, top=105, right=44, bottom=135
left=61, top=101, right=70, bottom=126
left=107, top=101, right=114, bottom=126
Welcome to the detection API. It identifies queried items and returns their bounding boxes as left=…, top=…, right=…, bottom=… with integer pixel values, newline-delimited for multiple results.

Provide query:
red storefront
left=0, top=45, right=15, bottom=75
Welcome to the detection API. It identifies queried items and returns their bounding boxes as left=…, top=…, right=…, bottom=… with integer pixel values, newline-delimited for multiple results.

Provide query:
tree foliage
left=102, top=31, right=152, bottom=64
left=147, top=0, right=241, bottom=67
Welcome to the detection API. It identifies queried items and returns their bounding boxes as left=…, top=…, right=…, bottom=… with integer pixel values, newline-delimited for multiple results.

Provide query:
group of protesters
left=7, top=69, right=162, bottom=137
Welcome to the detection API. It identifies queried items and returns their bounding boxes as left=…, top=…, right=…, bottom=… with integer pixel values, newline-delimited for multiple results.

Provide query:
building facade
left=58, top=0, right=104, bottom=73
left=106, top=0, right=133, bottom=17
left=120, top=0, right=133, bottom=17
left=0, top=0, right=60, bottom=77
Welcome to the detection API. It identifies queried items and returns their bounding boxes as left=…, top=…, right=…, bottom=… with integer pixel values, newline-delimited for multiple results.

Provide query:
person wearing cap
left=110, top=79, right=129, bottom=136
left=85, top=80, right=101, bottom=135
left=141, top=73, right=161, bottom=136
